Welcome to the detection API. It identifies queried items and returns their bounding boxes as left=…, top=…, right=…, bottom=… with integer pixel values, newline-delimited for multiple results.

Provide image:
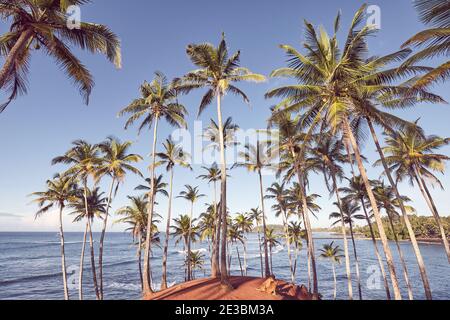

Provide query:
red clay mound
left=144, top=276, right=314, bottom=301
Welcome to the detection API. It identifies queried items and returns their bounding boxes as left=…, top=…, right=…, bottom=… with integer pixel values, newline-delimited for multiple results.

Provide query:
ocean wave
left=177, top=248, right=208, bottom=256
left=107, top=282, right=141, bottom=292
left=0, top=272, right=62, bottom=286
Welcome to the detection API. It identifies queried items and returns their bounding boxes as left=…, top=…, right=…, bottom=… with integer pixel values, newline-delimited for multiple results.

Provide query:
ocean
left=0, top=232, right=449, bottom=300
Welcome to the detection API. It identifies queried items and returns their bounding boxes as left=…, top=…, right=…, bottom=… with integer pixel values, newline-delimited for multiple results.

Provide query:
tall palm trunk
left=256, top=221, right=264, bottom=278
left=0, top=30, right=34, bottom=90
left=331, top=174, right=354, bottom=300
left=269, top=245, right=274, bottom=275
left=298, top=172, right=318, bottom=295
left=98, top=177, right=116, bottom=300
left=348, top=219, right=363, bottom=300
left=415, top=169, right=450, bottom=263
left=187, top=202, right=194, bottom=281
left=58, top=205, right=69, bottom=300
left=300, top=205, right=312, bottom=292
left=281, top=210, right=295, bottom=283
left=360, top=198, right=391, bottom=300
left=211, top=181, right=221, bottom=277
left=332, top=262, right=337, bottom=300
left=217, top=93, right=231, bottom=287
left=243, top=239, right=248, bottom=276
left=79, top=222, right=88, bottom=300
left=143, top=116, right=159, bottom=294
left=236, top=246, right=244, bottom=276
left=137, top=234, right=143, bottom=291
left=386, top=210, right=414, bottom=300
left=87, top=218, right=100, bottom=300
left=258, top=170, right=271, bottom=278
left=368, top=118, right=432, bottom=299
left=161, top=169, right=174, bottom=289
left=343, top=118, right=402, bottom=300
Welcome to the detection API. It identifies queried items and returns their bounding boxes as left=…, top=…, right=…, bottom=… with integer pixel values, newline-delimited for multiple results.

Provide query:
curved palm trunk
left=343, top=118, right=402, bottom=300
left=211, top=181, right=221, bottom=278
left=58, top=206, right=69, bottom=300
left=216, top=94, right=231, bottom=287
left=143, top=117, right=159, bottom=294
left=256, top=222, right=264, bottom=278
left=386, top=211, right=414, bottom=300
left=281, top=211, right=295, bottom=283
left=187, top=202, right=194, bottom=281
left=87, top=218, right=100, bottom=300
left=79, top=222, right=88, bottom=300
left=415, top=169, right=450, bottom=263
left=361, top=199, right=391, bottom=300
left=332, top=262, right=337, bottom=300
left=161, top=169, right=174, bottom=289
left=331, top=174, right=354, bottom=300
left=98, top=177, right=116, bottom=300
left=0, top=29, right=34, bottom=91
left=368, top=118, right=432, bottom=299
left=258, top=170, right=271, bottom=278
left=348, top=220, right=363, bottom=300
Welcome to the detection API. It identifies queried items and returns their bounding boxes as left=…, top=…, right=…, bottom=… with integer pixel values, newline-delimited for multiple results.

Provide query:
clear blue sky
left=0, top=0, right=448, bottom=232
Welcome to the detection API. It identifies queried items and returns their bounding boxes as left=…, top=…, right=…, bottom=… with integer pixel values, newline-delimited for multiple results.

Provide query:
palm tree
left=187, top=251, right=205, bottom=280
left=118, top=71, right=187, bottom=294
left=177, top=186, right=205, bottom=281
left=203, top=117, right=240, bottom=151
left=380, top=129, right=450, bottom=263
left=233, top=213, right=253, bottom=276
left=69, top=187, right=106, bottom=301
left=319, top=242, right=344, bottom=300
left=372, top=182, right=417, bottom=300
left=401, top=0, right=450, bottom=89
left=52, top=140, right=101, bottom=300
left=155, top=138, right=191, bottom=289
left=263, top=228, right=281, bottom=275
left=95, top=137, right=142, bottom=299
left=171, top=215, right=199, bottom=281
left=30, top=174, right=77, bottom=300
left=287, top=221, right=304, bottom=279
left=330, top=199, right=365, bottom=300
left=175, top=33, right=265, bottom=286
left=339, top=176, right=392, bottom=300
left=248, top=207, right=264, bottom=278
left=265, top=183, right=295, bottom=283
left=234, top=141, right=276, bottom=278
left=115, top=196, right=151, bottom=290
left=311, top=134, right=357, bottom=299
left=197, top=163, right=222, bottom=277
left=0, top=0, right=121, bottom=113
left=199, top=204, right=217, bottom=264
left=227, top=221, right=245, bottom=275
left=266, top=6, right=405, bottom=299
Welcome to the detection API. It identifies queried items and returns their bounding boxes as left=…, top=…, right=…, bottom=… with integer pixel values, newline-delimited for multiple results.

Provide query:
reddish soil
left=144, top=276, right=314, bottom=301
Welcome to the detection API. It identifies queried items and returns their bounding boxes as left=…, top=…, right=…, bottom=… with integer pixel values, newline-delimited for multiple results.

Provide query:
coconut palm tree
left=372, top=182, right=417, bottom=300
left=197, top=163, right=222, bottom=277
left=248, top=207, right=264, bottom=278
left=171, top=214, right=199, bottom=281
left=339, top=176, right=392, bottom=300
left=401, top=0, right=450, bottom=89
left=265, top=183, right=295, bottom=283
left=177, top=185, right=205, bottom=281
left=233, top=213, right=253, bottom=276
left=118, top=71, right=187, bottom=294
left=266, top=6, right=405, bottom=299
left=0, top=0, right=121, bottom=113
left=69, top=187, right=106, bottom=301
left=155, top=138, right=191, bottom=289
left=199, top=204, right=217, bottom=264
left=263, top=228, right=281, bottom=275
left=311, top=134, right=358, bottom=299
left=380, top=129, right=450, bottom=263
left=319, top=242, right=344, bottom=300
left=175, top=34, right=265, bottom=286
left=287, top=221, right=304, bottom=279
left=234, top=141, right=276, bottom=278
left=187, top=251, right=205, bottom=280
left=30, top=174, right=77, bottom=300
left=227, top=221, right=245, bottom=275
left=52, top=140, right=102, bottom=300
left=95, top=137, right=143, bottom=299
left=203, top=118, right=240, bottom=152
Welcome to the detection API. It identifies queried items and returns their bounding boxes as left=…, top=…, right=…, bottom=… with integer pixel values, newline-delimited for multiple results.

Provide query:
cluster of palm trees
left=19, top=0, right=450, bottom=300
